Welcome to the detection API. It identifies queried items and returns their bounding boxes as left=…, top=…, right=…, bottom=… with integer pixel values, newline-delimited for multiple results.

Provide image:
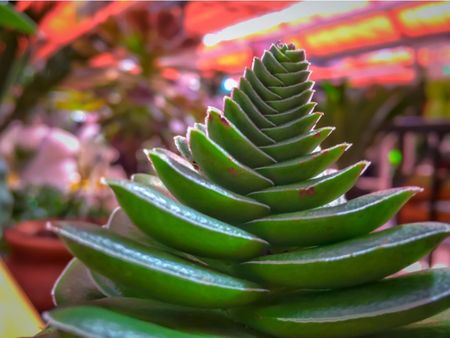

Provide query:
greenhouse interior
left=0, top=1, right=450, bottom=337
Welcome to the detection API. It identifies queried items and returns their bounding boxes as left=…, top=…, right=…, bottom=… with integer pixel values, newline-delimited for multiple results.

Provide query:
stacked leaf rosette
left=44, top=43, right=450, bottom=338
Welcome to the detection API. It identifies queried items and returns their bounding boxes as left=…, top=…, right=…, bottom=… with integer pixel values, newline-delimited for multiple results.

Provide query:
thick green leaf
left=238, top=78, right=279, bottom=114
left=244, top=68, right=281, bottom=101
left=106, top=207, right=211, bottom=268
left=231, top=88, right=275, bottom=128
left=285, top=48, right=306, bottom=62
left=280, top=61, right=310, bottom=73
left=268, top=80, right=314, bottom=98
left=189, top=128, right=273, bottom=194
left=194, top=122, right=206, bottom=133
left=261, top=50, right=288, bottom=74
left=269, top=44, right=290, bottom=62
left=252, top=57, right=284, bottom=87
left=45, top=306, right=213, bottom=338
left=238, top=223, right=450, bottom=288
left=267, top=89, right=314, bottom=112
left=261, top=112, right=323, bottom=142
left=52, top=258, right=104, bottom=306
left=174, top=135, right=193, bottom=162
left=48, top=298, right=270, bottom=338
left=207, top=108, right=275, bottom=167
left=249, top=161, right=367, bottom=213
left=106, top=207, right=144, bottom=239
left=52, top=222, right=268, bottom=308
left=108, top=179, right=269, bottom=260
left=275, top=70, right=311, bottom=87
left=93, top=297, right=268, bottom=337
left=131, top=173, right=171, bottom=197
left=260, top=127, right=334, bottom=162
left=90, top=271, right=142, bottom=298
left=0, top=4, right=36, bottom=34
left=230, top=269, right=450, bottom=338
left=265, top=102, right=317, bottom=125
left=224, top=97, right=275, bottom=145
left=256, top=143, right=349, bottom=185
left=102, top=209, right=211, bottom=294
left=131, top=173, right=164, bottom=189
left=148, top=148, right=270, bottom=224
left=245, top=187, right=420, bottom=246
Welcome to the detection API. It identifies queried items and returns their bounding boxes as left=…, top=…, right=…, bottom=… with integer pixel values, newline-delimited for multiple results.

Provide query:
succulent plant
left=45, top=43, right=450, bottom=338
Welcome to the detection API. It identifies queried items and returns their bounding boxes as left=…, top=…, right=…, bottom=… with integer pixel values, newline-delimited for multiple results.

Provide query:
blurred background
left=0, top=0, right=449, bottom=331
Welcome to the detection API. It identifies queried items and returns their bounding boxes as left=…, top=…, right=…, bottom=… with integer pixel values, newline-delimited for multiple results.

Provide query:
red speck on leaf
left=192, top=162, right=200, bottom=171
left=220, top=115, right=230, bottom=127
left=314, top=132, right=322, bottom=138
left=299, top=187, right=315, bottom=198
left=227, top=167, right=238, bottom=176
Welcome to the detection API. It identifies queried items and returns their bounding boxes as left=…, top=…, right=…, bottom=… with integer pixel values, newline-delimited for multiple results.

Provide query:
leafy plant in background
left=0, top=3, right=33, bottom=236
left=0, top=2, right=204, bottom=237
left=0, top=2, right=91, bottom=133
left=318, top=81, right=421, bottom=168
left=0, top=1, right=36, bottom=107
left=0, top=122, right=123, bottom=226
left=0, top=3, right=36, bottom=35
left=10, top=186, right=109, bottom=224
left=1, top=2, right=205, bottom=177
left=55, top=8, right=206, bottom=174
left=39, top=44, right=450, bottom=337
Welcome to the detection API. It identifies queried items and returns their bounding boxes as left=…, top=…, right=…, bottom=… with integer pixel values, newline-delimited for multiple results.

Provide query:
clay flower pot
left=4, top=219, right=72, bottom=312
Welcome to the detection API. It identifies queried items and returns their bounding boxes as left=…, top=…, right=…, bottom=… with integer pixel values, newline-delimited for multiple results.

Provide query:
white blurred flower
left=21, top=127, right=80, bottom=191
left=0, top=122, right=48, bottom=158
left=0, top=120, right=126, bottom=213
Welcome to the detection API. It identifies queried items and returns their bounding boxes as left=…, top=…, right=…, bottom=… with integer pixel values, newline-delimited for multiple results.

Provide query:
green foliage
left=45, top=44, right=450, bottom=338
left=0, top=4, right=36, bottom=34
left=11, top=186, right=109, bottom=223
left=318, top=81, right=415, bottom=167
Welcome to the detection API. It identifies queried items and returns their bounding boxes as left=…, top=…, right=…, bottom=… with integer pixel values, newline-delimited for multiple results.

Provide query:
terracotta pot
left=4, top=219, right=72, bottom=312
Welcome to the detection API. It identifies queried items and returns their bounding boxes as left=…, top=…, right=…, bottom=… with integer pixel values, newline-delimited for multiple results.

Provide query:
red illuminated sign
left=302, top=14, right=400, bottom=56
left=395, top=2, right=450, bottom=38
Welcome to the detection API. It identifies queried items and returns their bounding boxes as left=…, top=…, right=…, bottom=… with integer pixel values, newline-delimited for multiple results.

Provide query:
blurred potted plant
left=0, top=2, right=202, bottom=311
left=54, top=7, right=206, bottom=175
left=2, top=1, right=205, bottom=177
left=0, top=122, right=123, bottom=311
